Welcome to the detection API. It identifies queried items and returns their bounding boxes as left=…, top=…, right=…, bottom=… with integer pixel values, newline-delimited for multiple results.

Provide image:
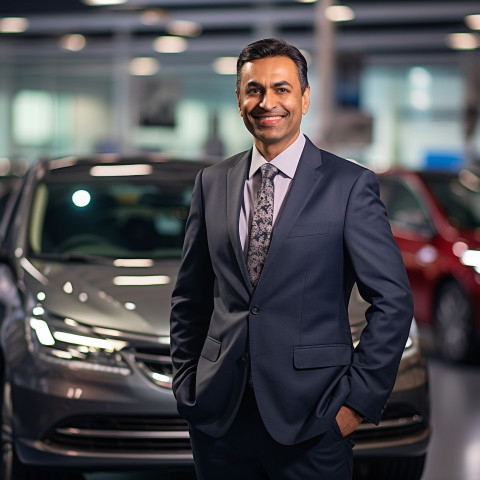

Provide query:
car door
left=379, top=176, right=438, bottom=326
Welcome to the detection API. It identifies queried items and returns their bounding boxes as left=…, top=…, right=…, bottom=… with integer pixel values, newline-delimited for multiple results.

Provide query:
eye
left=276, top=87, right=289, bottom=93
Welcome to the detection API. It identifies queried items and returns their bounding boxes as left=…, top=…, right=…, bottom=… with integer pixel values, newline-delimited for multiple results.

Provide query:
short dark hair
left=236, top=38, right=309, bottom=93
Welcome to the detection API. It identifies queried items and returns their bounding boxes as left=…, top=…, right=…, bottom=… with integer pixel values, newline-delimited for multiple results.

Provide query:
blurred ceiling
left=1, top=0, right=479, bottom=74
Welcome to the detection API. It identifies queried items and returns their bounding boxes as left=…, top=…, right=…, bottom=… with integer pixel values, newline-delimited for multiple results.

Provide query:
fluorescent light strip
left=89, top=164, right=153, bottom=177
left=113, top=275, right=171, bottom=286
left=83, top=0, right=127, bottom=5
left=0, top=17, right=29, bottom=33
left=113, top=259, right=154, bottom=267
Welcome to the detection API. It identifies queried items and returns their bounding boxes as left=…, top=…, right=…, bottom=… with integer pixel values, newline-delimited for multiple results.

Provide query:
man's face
left=236, top=56, right=310, bottom=159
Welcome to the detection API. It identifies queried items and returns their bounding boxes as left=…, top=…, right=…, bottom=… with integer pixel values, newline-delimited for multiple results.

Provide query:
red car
left=378, top=168, right=480, bottom=362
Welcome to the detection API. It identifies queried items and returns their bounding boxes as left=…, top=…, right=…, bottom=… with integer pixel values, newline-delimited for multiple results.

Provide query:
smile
left=254, top=115, right=286, bottom=125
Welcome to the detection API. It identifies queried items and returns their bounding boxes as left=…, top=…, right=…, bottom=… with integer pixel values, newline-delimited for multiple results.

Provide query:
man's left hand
left=335, top=405, right=363, bottom=437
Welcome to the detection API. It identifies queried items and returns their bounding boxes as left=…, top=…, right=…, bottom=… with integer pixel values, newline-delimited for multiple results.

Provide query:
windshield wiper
left=30, top=252, right=114, bottom=265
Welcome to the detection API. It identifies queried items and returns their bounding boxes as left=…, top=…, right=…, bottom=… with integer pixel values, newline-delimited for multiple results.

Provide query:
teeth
left=259, top=116, right=282, bottom=120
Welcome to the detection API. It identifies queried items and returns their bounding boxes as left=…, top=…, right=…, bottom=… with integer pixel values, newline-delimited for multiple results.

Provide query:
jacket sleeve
left=169, top=169, right=215, bottom=396
left=343, top=168, right=414, bottom=424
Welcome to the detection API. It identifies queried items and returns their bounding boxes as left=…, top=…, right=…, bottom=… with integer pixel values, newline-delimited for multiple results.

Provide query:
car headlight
left=402, top=318, right=420, bottom=359
left=460, top=249, right=480, bottom=273
left=28, top=306, right=131, bottom=375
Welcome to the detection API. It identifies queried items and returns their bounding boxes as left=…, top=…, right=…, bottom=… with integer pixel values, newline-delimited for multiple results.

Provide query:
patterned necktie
left=247, top=163, right=278, bottom=288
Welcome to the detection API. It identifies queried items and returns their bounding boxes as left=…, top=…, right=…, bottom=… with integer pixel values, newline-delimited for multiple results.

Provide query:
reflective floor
left=421, top=355, right=480, bottom=480
left=85, top=352, right=480, bottom=480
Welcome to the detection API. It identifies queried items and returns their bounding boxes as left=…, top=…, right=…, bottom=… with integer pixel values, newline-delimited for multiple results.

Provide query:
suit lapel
left=258, top=139, right=325, bottom=285
left=226, top=150, right=252, bottom=290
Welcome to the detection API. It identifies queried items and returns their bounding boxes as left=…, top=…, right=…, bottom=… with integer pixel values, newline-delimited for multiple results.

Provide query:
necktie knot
left=260, top=163, right=278, bottom=184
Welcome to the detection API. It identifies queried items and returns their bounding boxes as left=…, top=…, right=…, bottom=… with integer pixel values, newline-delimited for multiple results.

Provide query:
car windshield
left=28, top=178, right=192, bottom=259
left=422, top=171, right=480, bottom=229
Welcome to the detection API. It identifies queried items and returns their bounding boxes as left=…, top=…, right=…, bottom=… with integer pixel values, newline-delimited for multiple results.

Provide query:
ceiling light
left=296, top=0, right=317, bottom=3
left=113, top=259, right=154, bottom=267
left=0, top=17, right=29, bottom=33
left=447, top=32, right=479, bottom=50
left=129, top=57, right=160, bottom=76
left=113, top=275, right=171, bottom=286
left=83, top=0, right=127, bottom=5
left=325, top=5, right=355, bottom=22
left=408, top=67, right=432, bottom=88
left=153, top=36, right=188, bottom=53
left=213, top=57, right=237, bottom=75
left=89, top=164, right=153, bottom=176
left=465, top=14, right=480, bottom=30
left=59, top=34, right=86, bottom=52
left=140, top=9, right=168, bottom=26
left=167, top=20, right=202, bottom=37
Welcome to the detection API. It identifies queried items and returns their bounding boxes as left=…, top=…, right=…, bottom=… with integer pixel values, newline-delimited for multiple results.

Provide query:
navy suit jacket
left=170, top=137, right=413, bottom=445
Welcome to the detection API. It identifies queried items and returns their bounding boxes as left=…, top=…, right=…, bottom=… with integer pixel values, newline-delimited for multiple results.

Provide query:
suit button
left=251, top=306, right=260, bottom=315
left=241, top=353, right=249, bottom=362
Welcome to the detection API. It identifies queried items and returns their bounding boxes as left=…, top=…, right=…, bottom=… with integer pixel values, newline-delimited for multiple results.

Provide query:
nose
left=259, top=90, right=276, bottom=110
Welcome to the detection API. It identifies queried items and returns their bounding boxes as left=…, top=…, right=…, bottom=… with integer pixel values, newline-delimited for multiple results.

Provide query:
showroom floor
left=85, top=352, right=480, bottom=480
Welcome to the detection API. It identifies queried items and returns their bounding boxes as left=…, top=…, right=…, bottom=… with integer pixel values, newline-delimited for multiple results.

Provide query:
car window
left=422, top=172, right=480, bottom=229
left=28, top=179, right=192, bottom=259
left=0, top=178, right=18, bottom=220
left=0, top=175, right=27, bottom=249
left=379, top=178, right=431, bottom=235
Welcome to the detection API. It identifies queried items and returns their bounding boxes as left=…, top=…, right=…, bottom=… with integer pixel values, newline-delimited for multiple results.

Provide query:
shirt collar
left=248, top=132, right=306, bottom=180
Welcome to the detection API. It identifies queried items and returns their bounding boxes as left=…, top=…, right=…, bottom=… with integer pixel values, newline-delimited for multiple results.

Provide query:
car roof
left=379, top=167, right=479, bottom=180
left=33, top=154, right=212, bottom=183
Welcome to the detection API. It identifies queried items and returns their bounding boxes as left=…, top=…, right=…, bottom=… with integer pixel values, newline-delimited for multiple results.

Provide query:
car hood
left=22, top=258, right=373, bottom=340
left=23, top=258, right=180, bottom=337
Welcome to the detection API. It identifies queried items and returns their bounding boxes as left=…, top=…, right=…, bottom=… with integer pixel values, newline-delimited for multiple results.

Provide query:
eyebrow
left=245, top=80, right=294, bottom=89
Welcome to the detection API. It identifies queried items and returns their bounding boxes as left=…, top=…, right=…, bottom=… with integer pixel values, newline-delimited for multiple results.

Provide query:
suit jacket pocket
left=294, top=344, right=352, bottom=370
left=287, top=222, right=330, bottom=238
left=200, top=336, right=221, bottom=362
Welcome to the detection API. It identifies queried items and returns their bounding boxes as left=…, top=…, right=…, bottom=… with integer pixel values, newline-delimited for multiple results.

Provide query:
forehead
left=240, top=56, right=299, bottom=85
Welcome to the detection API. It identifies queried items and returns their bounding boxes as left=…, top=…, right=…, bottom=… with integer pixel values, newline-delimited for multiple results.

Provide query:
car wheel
left=434, top=280, right=475, bottom=363
left=353, top=455, right=426, bottom=480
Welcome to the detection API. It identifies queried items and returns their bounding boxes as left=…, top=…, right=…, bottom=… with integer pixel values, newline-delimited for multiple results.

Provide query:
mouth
left=253, top=114, right=286, bottom=126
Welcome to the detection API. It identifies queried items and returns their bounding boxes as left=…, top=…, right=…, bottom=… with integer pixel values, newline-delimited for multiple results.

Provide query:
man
left=170, top=38, right=413, bottom=479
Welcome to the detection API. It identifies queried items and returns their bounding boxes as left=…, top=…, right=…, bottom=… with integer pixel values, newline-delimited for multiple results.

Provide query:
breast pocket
left=287, top=222, right=330, bottom=238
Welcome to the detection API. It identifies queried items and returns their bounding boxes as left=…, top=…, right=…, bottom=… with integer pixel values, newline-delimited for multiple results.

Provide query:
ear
left=236, top=90, right=243, bottom=116
left=302, top=86, right=311, bottom=115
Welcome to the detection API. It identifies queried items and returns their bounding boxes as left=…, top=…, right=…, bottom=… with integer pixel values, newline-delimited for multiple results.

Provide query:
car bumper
left=11, top=359, right=193, bottom=470
left=14, top=382, right=430, bottom=470
left=352, top=383, right=430, bottom=458
left=10, top=334, right=430, bottom=469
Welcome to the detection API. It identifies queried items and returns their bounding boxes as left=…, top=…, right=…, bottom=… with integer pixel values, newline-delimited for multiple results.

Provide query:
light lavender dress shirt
left=239, top=133, right=306, bottom=253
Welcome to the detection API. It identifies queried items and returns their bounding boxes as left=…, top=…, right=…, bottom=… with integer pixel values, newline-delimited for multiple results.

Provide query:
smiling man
left=170, top=38, right=413, bottom=480
left=236, top=54, right=310, bottom=159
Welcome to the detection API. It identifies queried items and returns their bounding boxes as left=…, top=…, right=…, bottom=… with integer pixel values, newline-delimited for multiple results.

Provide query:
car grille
left=353, top=404, right=427, bottom=443
left=131, top=344, right=173, bottom=389
left=44, top=415, right=190, bottom=452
